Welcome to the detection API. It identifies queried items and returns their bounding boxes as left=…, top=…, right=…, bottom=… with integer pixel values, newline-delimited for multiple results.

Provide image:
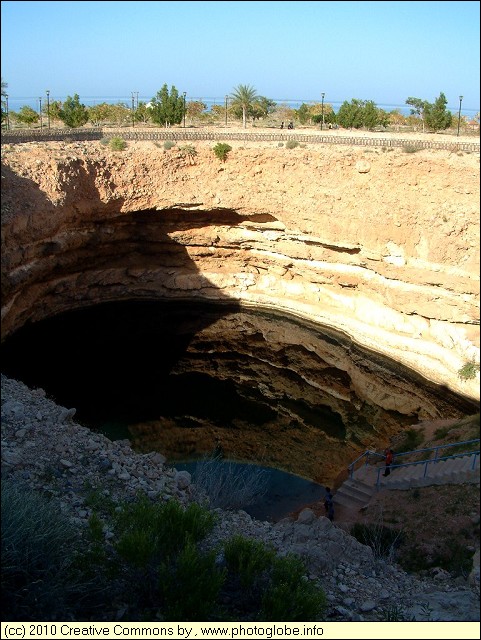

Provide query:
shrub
left=223, top=536, right=326, bottom=621
left=458, top=360, right=480, bottom=381
left=179, top=144, right=198, bottom=163
left=396, top=427, right=425, bottom=453
left=159, top=540, right=226, bottom=621
left=399, top=537, right=474, bottom=577
left=260, top=553, right=327, bottom=621
left=213, top=142, right=232, bottom=162
left=191, top=456, right=269, bottom=510
left=113, top=495, right=216, bottom=559
left=350, top=521, right=403, bottom=561
left=1, top=479, right=80, bottom=620
left=109, top=136, right=127, bottom=151
left=224, top=535, right=276, bottom=588
left=285, top=139, right=299, bottom=149
left=163, top=140, right=176, bottom=150
left=433, top=426, right=452, bottom=440
left=402, top=145, right=421, bottom=153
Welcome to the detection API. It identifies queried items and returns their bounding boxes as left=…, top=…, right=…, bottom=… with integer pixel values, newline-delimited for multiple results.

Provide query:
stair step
left=333, top=492, right=370, bottom=508
left=342, top=479, right=375, bottom=498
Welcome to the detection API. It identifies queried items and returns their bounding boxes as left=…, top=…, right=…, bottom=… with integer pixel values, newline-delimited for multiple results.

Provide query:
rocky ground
left=1, top=373, right=479, bottom=622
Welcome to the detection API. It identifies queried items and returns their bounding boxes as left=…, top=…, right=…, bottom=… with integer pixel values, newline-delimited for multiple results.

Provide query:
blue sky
left=1, top=0, right=480, bottom=113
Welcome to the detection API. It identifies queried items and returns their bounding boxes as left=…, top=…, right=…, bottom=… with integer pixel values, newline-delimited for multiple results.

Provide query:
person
left=287, top=121, right=294, bottom=130
left=280, top=121, right=284, bottom=129
left=383, top=448, right=394, bottom=476
left=324, top=487, right=334, bottom=521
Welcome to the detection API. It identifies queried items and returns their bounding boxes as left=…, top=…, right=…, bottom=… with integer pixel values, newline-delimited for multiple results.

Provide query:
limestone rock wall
left=2, top=140, right=479, bottom=403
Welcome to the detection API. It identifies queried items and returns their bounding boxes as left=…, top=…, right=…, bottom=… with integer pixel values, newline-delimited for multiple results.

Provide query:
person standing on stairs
left=383, top=448, right=394, bottom=476
left=324, top=487, right=334, bottom=521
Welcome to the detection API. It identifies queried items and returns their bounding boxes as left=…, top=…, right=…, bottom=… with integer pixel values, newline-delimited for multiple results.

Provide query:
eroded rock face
left=1, top=139, right=479, bottom=483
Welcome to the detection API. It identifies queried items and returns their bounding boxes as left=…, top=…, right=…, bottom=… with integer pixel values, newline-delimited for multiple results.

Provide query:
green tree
left=150, top=84, right=184, bottom=127
left=88, top=102, right=115, bottom=126
left=45, top=100, right=63, bottom=124
left=363, top=100, right=384, bottom=130
left=406, top=96, right=428, bottom=133
left=186, top=100, right=207, bottom=124
left=388, top=109, right=407, bottom=130
left=59, top=94, right=88, bottom=128
left=230, top=84, right=258, bottom=129
left=134, top=101, right=152, bottom=124
left=250, top=96, right=276, bottom=121
left=296, top=103, right=311, bottom=125
left=15, top=105, right=39, bottom=127
left=424, top=92, right=452, bottom=132
left=311, top=104, right=336, bottom=127
left=336, top=99, right=365, bottom=129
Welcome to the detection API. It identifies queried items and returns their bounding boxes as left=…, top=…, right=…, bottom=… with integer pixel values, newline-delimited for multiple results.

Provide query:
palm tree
left=230, top=84, right=258, bottom=129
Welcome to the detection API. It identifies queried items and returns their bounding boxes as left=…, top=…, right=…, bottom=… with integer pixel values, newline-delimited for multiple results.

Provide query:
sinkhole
left=1, top=297, right=477, bottom=496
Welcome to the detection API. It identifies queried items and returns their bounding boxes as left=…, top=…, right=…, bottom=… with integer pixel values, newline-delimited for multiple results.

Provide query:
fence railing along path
left=333, top=439, right=480, bottom=510
left=2, top=126, right=480, bottom=153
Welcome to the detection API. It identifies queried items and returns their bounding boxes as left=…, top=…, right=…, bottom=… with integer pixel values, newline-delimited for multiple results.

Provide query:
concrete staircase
left=333, top=454, right=480, bottom=512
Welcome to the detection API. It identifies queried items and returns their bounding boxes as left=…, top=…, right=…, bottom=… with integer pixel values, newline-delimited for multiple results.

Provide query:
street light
left=457, top=95, right=463, bottom=137
left=225, top=94, right=228, bottom=127
left=131, top=92, right=135, bottom=127
left=46, top=90, right=50, bottom=128
left=38, top=97, right=42, bottom=128
left=135, top=91, right=139, bottom=109
left=5, top=94, right=9, bottom=130
left=183, top=92, right=187, bottom=128
left=321, top=92, right=325, bottom=131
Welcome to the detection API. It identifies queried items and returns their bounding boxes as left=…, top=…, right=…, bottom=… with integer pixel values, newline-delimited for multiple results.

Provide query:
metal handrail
left=348, top=438, right=480, bottom=480
left=372, top=450, right=480, bottom=487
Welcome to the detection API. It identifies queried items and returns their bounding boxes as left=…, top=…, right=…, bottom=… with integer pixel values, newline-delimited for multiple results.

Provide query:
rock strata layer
left=1, top=139, right=480, bottom=482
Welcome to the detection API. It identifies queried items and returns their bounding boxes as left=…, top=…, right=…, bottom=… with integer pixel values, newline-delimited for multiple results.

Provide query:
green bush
left=224, top=535, right=276, bottom=588
left=159, top=540, right=226, bottom=621
left=1, top=479, right=80, bottom=620
left=163, top=140, right=176, bottom=150
left=179, top=144, right=198, bottom=162
left=399, top=538, right=474, bottom=577
left=402, top=145, right=421, bottom=153
left=223, top=536, right=326, bottom=621
left=260, top=553, right=327, bottom=621
left=458, top=360, right=480, bottom=381
left=109, top=136, right=127, bottom=151
left=285, top=139, right=299, bottom=149
left=396, top=427, right=425, bottom=453
left=113, top=495, right=216, bottom=559
left=213, top=142, right=232, bottom=162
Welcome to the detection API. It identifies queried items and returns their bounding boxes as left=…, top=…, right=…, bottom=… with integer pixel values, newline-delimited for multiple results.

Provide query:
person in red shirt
left=383, top=448, right=394, bottom=476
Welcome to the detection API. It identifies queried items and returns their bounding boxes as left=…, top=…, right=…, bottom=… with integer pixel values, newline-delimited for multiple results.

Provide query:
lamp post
left=131, top=92, right=135, bottom=127
left=46, top=90, right=50, bottom=129
left=135, top=91, right=139, bottom=109
left=321, top=92, right=325, bottom=131
left=183, top=92, right=186, bottom=128
left=38, top=97, right=42, bottom=128
left=5, top=94, right=9, bottom=130
left=225, top=94, right=228, bottom=127
left=457, top=95, right=463, bottom=137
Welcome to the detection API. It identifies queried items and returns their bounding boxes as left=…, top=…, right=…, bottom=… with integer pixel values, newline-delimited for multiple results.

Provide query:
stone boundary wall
left=2, top=127, right=480, bottom=153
